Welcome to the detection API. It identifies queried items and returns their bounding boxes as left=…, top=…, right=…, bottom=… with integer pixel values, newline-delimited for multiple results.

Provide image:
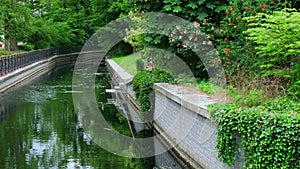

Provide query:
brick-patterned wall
left=153, top=84, right=244, bottom=169
left=106, top=59, right=244, bottom=169
left=154, top=91, right=228, bottom=169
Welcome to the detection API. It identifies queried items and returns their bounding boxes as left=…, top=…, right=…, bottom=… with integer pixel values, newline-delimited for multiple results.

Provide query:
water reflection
left=0, top=67, right=151, bottom=169
left=23, top=86, right=57, bottom=104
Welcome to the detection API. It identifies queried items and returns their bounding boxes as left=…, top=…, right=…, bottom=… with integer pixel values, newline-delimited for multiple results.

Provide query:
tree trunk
left=11, top=38, right=17, bottom=51
left=4, top=35, right=10, bottom=51
left=4, top=23, right=17, bottom=51
left=4, top=35, right=17, bottom=51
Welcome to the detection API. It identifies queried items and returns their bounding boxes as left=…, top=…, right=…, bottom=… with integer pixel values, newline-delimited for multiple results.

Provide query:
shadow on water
left=0, top=65, right=158, bottom=169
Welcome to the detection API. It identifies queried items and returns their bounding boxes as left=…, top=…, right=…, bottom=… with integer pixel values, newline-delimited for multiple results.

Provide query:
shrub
left=196, top=80, right=222, bottom=94
left=227, top=87, right=267, bottom=107
left=209, top=97, right=300, bottom=168
left=17, top=44, right=35, bottom=51
left=132, top=69, right=174, bottom=112
left=136, top=59, right=144, bottom=72
left=244, top=9, right=300, bottom=98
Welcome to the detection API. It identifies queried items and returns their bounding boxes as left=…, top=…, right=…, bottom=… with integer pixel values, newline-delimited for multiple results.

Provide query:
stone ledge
left=154, top=83, right=218, bottom=119
left=106, top=59, right=133, bottom=84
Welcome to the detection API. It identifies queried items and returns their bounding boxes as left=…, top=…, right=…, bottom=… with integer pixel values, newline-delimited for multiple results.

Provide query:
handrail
left=0, top=46, right=82, bottom=76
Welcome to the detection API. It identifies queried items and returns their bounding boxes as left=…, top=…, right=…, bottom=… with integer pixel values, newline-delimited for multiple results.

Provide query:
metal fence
left=0, top=46, right=82, bottom=76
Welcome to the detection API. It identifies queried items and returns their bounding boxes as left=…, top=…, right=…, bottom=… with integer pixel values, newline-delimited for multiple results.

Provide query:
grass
left=0, top=49, right=25, bottom=57
left=111, top=53, right=142, bottom=75
left=111, top=54, right=224, bottom=94
left=111, top=54, right=238, bottom=101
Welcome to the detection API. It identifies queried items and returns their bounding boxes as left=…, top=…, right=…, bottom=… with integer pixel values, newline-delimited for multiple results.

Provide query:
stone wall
left=106, top=59, right=244, bottom=169
left=106, top=59, right=145, bottom=131
left=153, top=84, right=244, bottom=169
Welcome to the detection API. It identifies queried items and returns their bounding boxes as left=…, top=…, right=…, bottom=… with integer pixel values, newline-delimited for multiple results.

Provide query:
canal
left=0, top=65, right=185, bottom=169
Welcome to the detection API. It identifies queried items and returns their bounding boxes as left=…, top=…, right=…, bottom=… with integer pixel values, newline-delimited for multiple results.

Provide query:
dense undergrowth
left=209, top=98, right=300, bottom=168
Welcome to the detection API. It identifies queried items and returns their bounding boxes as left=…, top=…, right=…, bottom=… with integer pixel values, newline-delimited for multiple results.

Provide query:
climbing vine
left=209, top=97, right=300, bottom=168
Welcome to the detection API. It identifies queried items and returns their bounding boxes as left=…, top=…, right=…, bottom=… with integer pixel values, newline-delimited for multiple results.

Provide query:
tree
left=41, top=0, right=91, bottom=46
left=1, top=0, right=32, bottom=51
left=89, top=0, right=130, bottom=31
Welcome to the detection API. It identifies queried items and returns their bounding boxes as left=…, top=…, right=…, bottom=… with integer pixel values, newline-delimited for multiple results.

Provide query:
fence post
left=0, top=57, right=3, bottom=76
left=8, top=56, right=12, bottom=72
left=4, top=57, right=7, bottom=75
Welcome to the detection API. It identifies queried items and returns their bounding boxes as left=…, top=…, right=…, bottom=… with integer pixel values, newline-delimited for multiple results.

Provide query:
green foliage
left=135, top=129, right=154, bottom=138
left=136, top=59, right=144, bottom=72
left=174, top=74, right=197, bottom=87
left=17, top=44, right=34, bottom=51
left=206, top=1, right=300, bottom=98
left=27, top=19, right=63, bottom=49
left=90, top=0, right=129, bottom=30
left=196, top=80, right=219, bottom=94
left=0, top=49, right=23, bottom=56
left=132, top=69, right=174, bottom=112
left=245, top=10, right=300, bottom=58
left=162, top=0, right=228, bottom=22
left=0, top=0, right=33, bottom=51
left=209, top=98, right=300, bottom=168
left=0, top=0, right=94, bottom=50
left=127, top=0, right=232, bottom=79
left=212, top=0, right=283, bottom=77
left=244, top=9, right=300, bottom=97
left=227, top=87, right=267, bottom=107
left=108, top=41, right=132, bottom=57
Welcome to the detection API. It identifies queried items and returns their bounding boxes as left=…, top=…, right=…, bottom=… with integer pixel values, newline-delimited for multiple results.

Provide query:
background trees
left=0, top=0, right=115, bottom=51
left=0, top=0, right=299, bottom=98
left=1, top=0, right=32, bottom=51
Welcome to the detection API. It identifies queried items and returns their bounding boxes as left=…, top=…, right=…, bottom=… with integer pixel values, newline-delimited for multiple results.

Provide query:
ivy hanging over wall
left=209, top=98, right=300, bottom=168
left=132, top=69, right=174, bottom=112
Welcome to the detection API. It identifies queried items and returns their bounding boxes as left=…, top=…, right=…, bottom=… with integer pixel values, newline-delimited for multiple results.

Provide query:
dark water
left=0, top=66, right=154, bottom=169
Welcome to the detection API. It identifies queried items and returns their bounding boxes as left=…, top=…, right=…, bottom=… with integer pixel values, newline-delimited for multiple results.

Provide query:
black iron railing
left=0, top=46, right=82, bottom=76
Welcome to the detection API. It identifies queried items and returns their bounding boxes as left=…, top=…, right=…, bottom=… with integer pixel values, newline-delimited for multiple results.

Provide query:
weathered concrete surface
left=154, top=83, right=216, bottom=119
left=153, top=83, right=244, bottom=169
left=106, top=59, right=144, bottom=131
left=154, top=84, right=225, bottom=169
left=106, top=59, right=133, bottom=84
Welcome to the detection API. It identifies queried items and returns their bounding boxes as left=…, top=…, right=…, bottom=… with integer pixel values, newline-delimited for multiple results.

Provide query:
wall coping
left=105, top=58, right=219, bottom=120
left=154, top=83, right=218, bottom=119
left=106, top=59, right=133, bottom=84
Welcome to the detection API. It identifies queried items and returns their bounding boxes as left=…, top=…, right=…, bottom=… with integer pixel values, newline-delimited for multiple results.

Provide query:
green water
left=0, top=66, right=152, bottom=169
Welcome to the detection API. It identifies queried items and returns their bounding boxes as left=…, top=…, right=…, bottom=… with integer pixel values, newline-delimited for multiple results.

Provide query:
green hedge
left=17, top=44, right=35, bottom=51
left=209, top=97, right=300, bottom=168
left=132, top=69, right=174, bottom=112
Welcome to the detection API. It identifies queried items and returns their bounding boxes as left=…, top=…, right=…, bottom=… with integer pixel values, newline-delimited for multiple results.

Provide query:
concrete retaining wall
left=0, top=52, right=79, bottom=93
left=106, top=59, right=145, bottom=131
left=153, top=84, right=244, bottom=169
left=106, top=59, right=244, bottom=169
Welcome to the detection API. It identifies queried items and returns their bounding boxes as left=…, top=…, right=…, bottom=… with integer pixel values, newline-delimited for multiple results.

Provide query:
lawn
left=111, top=53, right=142, bottom=75
left=0, top=49, right=25, bottom=57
